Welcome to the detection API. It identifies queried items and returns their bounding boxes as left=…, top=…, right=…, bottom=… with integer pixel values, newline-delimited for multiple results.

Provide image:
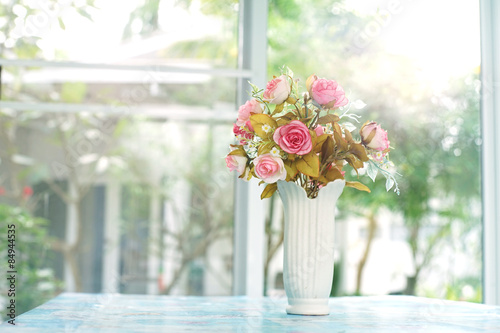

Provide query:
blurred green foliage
left=0, top=204, right=62, bottom=321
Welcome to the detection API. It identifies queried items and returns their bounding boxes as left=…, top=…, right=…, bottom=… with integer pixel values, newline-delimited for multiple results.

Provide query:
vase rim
left=277, top=179, right=345, bottom=201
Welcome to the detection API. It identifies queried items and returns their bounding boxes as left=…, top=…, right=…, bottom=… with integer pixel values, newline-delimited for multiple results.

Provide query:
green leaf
left=386, top=177, right=395, bottom=192
left=367, top=161, right=378, bottom=182
left=58, top=17, right=66, bottom=30
left=76, top=8, right=93, bottom=21
left=248, top=81, right=261, bottom=93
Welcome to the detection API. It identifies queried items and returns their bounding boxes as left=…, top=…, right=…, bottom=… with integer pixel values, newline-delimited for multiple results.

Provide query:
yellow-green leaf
left=323, top=166, right=344, bottom=182
left=276, top=112, right=298, bottom=126
left=298, top=116, right=314, bottom=124
left=257, top=141, right=276, bottom=155
left=334, top=131, right=348, bottom=152
left=250, top=114, right=278, bottom=139
left=296, top=152, right=320, bottom=178
left=228, top=146, right=247, bottom=156
left=313, top=134, right=329, bottom=153
left=271, top=103, right=285, bottom=115
left=318, top=114, right=340, bottom=125
left=261, top=183, right=278, bottom=199
left=344, top=130, right=353, bottom=143
left=321, top=135, right=335, bottom=162
left=349, top=142, right=369, bottom=162
left=58, top=17, right=66, bottom=30
left=284, top=160, right=299, bottom=180
left=250, top=166, right=257, bottom=178
left=333, top=122, right=342, bottom=136
left=345, top=155, right=365, bottom=171
left=345, top=181, right=371, bottom=193
left=278, top=111, right=297, bottom=120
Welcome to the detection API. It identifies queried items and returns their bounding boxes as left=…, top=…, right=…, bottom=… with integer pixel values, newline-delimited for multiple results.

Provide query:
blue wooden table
left=2, top=293, right=500, bottom=332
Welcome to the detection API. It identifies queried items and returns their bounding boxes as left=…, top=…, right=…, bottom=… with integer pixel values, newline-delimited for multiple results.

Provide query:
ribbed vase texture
left=277, top=180, right=345, bottom=315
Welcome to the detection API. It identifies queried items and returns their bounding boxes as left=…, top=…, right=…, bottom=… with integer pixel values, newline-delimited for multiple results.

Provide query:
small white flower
left=270, top=147, right=281, bottom=157
left=324, top=123, right=333, bottom=134
left=262, top=124, right=272, bottom=133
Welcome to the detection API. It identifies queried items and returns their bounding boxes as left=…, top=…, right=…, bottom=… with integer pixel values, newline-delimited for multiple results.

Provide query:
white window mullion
left=102, top=180, right=121, bottom=294
left=232, top=0, right=268, bottom=297
left=0, top=59, right=252, bottom=78
left=480, top=0, right=500, bottom=305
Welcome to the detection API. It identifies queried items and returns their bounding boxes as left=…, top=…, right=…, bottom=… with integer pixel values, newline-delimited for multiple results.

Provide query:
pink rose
left=360, top=122, right=390, bottom=151
left=273, top=120, right=312, bottom=155
left=225, top=152, right=248, bottom=176
left=310, top=77, right=348, bottom=108
left=236, top=99, right=262, bottom=127
left=262, top=75, right=290, bottom=104
left=253, top=154, right=287, bottom=183
left=314, top=125, right=325, bottom=137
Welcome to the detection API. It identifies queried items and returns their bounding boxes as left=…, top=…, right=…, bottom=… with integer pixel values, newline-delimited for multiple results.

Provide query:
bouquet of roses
left=225, top=68, right=399, bottom=199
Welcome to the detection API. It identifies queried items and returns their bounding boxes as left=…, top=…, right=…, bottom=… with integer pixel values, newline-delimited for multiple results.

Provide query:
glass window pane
left=265, top=0, right=482, bottom=301
left=0, top=0, right=239, bottom=67
left=0, top=0, right=239, bottom=320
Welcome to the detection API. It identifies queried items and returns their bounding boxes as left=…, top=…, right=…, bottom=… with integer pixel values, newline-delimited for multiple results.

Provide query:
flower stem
left=308, top=110, right=321, bottom=130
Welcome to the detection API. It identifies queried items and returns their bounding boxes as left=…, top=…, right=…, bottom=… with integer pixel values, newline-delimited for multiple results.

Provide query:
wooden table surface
left=2, top=292, right=500, bottom=332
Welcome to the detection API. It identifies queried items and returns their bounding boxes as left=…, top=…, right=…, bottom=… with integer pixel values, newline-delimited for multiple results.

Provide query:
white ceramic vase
left=277, top=179, right=345, bottom=316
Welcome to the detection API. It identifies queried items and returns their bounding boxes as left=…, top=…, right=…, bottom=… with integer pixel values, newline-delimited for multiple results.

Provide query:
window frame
left=480, top=0, right=500, bottom=305
left=2, top=0, right=496, bottom=301
left=231, top=0, right=268, bottom=297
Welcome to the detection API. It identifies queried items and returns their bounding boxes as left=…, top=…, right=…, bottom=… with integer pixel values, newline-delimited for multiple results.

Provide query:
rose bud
left=360, top=121, right=390, bottom=152
left=262, top=75, right=290, bottom=104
